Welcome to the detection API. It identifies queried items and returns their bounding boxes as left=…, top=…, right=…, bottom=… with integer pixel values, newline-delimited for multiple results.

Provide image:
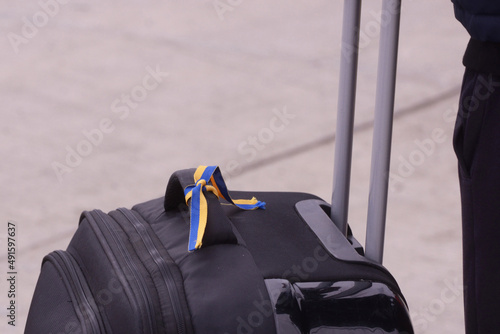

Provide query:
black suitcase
left=25, top=1, right=413, bottom=333
left=25, top=167, right=413, bottom=334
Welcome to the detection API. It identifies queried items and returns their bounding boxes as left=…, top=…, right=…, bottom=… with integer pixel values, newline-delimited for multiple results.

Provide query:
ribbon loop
left=184, top=165, right=266, bottom=251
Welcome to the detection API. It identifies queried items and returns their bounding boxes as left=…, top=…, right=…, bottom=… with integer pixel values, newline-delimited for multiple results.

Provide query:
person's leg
left=454, top=68, right=500, bottom=334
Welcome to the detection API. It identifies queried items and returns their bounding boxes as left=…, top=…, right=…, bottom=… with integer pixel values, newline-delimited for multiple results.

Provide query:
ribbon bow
left=184, top=165, right=266, bottom=251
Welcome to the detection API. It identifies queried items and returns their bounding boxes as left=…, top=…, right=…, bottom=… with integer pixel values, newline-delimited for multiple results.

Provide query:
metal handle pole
left=331, top=0, right=362, bottom=236
left=364, top=0, right=401, bottom=264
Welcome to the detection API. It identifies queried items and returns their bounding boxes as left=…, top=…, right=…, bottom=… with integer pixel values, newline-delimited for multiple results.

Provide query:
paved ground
left=1, top=0, right=469, bottom=333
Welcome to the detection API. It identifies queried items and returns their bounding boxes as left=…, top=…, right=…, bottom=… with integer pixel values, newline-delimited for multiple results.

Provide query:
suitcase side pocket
left=111, top=207, right=194, bottom=334
left=25, top=251, right=106, bottom=334
left=71, top=210, right=161, bottom=333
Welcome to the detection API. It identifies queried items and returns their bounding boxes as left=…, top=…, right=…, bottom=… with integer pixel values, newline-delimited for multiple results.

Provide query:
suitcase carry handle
left=164, top=166, right=265, bottom=251
left=331, top=0, right=401, bottom=264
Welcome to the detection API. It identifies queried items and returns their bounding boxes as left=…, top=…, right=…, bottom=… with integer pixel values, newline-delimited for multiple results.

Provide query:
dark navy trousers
left=453, top=68, right=500, bottom=334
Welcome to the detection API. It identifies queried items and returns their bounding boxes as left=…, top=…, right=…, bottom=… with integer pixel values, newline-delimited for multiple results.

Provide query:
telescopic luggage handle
left=330, top=0, right=402, bottom=264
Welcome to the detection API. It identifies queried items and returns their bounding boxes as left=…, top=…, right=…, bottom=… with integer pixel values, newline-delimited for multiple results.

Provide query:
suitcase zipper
left=117, top=208, right=187, bottom=334
left=47, top=250, right=105, bottom=333
left=93, top=211, right=157, bottom=333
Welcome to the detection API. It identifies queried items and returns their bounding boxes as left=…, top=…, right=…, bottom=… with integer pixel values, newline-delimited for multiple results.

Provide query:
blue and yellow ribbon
left=184, top=165, right=266, bottom=251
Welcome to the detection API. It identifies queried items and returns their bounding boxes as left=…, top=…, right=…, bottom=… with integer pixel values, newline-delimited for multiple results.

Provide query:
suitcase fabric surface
left=25, top=167, right=413, bottom=333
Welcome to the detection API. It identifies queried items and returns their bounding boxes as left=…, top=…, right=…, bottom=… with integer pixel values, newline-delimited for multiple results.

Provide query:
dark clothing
left=453, top=69, right=500, bottom=334
left=452, top=0, right=500, bottom=42
left=463, top=39, right=500, bottom=75
left=452, top=1, right=500, bottom=333
left=453, top=0, right=500, bottom=74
